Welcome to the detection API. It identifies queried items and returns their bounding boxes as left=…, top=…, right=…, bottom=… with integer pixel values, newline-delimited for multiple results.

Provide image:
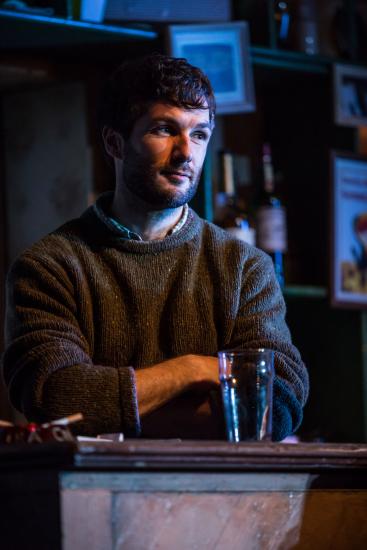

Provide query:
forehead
left=137, top=101, right=211, bottom=128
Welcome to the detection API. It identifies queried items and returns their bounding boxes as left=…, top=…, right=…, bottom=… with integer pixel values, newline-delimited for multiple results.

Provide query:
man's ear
left=102, top=126, right=124, bottom=160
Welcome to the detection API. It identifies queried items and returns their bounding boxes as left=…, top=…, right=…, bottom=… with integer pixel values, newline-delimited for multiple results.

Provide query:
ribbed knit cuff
left=272, top=376, right=303, bottom=441
left=118, top=366, right=141, bottom=437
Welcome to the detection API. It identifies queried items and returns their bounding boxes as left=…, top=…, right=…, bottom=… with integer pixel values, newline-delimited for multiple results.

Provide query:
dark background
left=1, top=0, right=367, bottom=442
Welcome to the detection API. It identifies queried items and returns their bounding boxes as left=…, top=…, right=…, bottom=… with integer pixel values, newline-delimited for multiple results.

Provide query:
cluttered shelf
left=0, top=8, right=158, bottom=49
left=250, top=45, right=334, bottom=74
left=0, top=7, right=364, bottom=76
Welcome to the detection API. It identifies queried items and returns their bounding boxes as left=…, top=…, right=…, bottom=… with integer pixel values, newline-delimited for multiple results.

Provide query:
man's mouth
left=161, top=169, right=192, bottom=181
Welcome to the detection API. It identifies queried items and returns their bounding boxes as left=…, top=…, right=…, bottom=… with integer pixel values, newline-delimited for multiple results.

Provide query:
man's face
left=121, top=102, right=213, bottom=208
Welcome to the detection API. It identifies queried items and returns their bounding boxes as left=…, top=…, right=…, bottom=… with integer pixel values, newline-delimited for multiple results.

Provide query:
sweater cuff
left=118, top=366, right=141, bottom=437
left=272, top=376, right=303, bottom=441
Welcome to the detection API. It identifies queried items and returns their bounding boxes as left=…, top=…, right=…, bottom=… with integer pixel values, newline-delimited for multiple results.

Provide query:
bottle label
left=226, top=226, right=256, bottom=247
left=257, top=207, right=287, bottom=252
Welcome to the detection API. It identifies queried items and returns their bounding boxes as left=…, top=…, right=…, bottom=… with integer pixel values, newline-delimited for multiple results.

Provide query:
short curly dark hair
left=99, top=53, right=216, bottom=139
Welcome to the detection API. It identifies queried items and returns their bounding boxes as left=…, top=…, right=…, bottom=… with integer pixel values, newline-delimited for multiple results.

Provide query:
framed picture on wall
left=167, top=22, right=256, bottom=115
left=330, top=151, right=367, bottom=308
left=333, top=64, right=367, bottom=127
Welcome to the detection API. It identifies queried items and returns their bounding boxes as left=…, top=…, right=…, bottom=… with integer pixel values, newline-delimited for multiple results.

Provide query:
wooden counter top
left=1, top=439, right=367, bottom=473
left=1, top=440, right=367, bottom=549
left=75, top=439, right=367, bottom=471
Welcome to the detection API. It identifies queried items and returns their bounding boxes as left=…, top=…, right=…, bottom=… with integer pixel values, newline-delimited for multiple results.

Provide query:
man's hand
left=135, top=354, right=219, bottom=418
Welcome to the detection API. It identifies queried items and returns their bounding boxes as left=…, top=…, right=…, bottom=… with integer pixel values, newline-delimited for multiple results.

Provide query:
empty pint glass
left=218, top=349, right=274, bottom=442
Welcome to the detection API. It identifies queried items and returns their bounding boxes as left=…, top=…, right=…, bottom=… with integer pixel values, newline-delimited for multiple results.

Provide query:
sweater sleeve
left=229, top=249, right=309, bottom=441
left=2, top=252, right=140, bottom=437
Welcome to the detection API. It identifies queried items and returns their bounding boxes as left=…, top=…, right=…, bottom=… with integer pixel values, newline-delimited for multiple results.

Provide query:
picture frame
left=166, top=22, right=256, bottom=115
left=333, top=64, right=367, bottom=127
left=330, top=151, right=367, bottom=308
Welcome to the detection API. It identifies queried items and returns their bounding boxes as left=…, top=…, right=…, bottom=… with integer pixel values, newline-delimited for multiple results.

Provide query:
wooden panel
left=60, top=488, right=367, bottom=550
left=60, top=455, right=367, bottom=549
left=113, top=493, right=248, bottom=550
left=2, top=82, right=91, bottom=264
left=61, top=489, right=112, bottom=550
left=61, top=471, right=312, bottom=493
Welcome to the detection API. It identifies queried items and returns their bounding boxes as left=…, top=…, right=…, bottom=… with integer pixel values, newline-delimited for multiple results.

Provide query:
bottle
left=215, top=151, right=256, bottom=246
left=255, top=144, right=287, bottom=287
left=296, top=0, right=319, bottom=55
left=274, top=1, right=292, bottom=49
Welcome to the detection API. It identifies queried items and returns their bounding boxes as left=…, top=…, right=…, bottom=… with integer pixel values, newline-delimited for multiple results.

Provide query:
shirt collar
left=93, top=193, right=189, bottom=241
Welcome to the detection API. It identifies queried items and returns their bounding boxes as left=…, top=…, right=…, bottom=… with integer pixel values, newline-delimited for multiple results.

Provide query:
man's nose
left=172, top=135, right=192, bottom=164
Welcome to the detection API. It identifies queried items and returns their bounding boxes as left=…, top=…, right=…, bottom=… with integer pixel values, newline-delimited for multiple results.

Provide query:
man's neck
left=110, top=188, right=184, bottom=241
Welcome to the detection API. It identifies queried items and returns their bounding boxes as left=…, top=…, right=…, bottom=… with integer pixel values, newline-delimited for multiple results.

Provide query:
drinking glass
left=218, top=348, right=274, bottom=442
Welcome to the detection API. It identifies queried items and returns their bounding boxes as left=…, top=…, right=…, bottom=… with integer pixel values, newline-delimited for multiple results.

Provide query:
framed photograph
left=330, top=151, right=367, bottom=308
left=333, top=64, right=367, bottom=127
left=167, top=22, right=256, bottom=115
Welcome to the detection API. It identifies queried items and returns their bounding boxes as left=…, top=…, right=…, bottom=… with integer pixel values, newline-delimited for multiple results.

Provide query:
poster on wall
left=331, top=152, right=367, bottom=308
left=333, top=64, right=367, bottom=128
left=167, top=22, right=255, bottom=115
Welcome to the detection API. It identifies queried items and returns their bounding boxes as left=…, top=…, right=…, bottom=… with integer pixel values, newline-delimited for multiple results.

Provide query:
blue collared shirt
left=93, top=193, right=189, bottom=241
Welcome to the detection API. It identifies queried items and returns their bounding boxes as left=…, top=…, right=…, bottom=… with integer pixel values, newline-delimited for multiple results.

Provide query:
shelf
left=283, top=285, right=328, bottom=299
left=250, top=46, right=360, bottom=74
left=0, top=9, right=360, bottom=75
left=0, top=9, right=158, bottom=49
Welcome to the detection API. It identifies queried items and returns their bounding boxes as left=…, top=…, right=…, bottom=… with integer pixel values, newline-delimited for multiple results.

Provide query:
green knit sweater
left=3, top=194, right=308, bottom=439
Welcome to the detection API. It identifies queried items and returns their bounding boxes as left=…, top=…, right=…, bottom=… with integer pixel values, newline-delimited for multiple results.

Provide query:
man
left=3, top=54, right=308, bottom=440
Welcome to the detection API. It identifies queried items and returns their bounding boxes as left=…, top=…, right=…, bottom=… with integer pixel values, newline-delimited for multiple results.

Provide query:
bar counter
left=1, top=440, right=367, bottom=549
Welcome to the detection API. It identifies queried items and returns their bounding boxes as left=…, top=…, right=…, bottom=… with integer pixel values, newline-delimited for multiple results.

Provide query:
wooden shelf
left=0, top=9, right=359, bottom=75
left=0, top=9, right=158, bottom=49
left=250, top=45, right=365, bottom=74
left=283, top=285, right=328, bottom=299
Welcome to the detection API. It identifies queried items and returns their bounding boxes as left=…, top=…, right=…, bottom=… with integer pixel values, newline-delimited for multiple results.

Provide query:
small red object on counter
left=0, top=414, right=83, bottom=444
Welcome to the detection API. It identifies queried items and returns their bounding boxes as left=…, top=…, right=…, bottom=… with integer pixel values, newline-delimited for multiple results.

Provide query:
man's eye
left=192, top=131, right=209, bottom=141
left=152, top=125, right=172, bottom=135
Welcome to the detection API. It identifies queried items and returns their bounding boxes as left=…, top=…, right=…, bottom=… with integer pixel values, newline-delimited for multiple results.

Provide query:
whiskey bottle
left=256, top=144, right=287, bottom=287
left=215, top=151, right=255, bottom=246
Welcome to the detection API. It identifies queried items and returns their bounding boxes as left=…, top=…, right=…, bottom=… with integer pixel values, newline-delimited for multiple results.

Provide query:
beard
left=122, top=141, right=201, bottom=209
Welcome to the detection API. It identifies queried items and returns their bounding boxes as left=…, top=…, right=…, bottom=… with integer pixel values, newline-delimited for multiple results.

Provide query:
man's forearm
left=135, top=354, right=219, bottom=417
left=20, top=361, right=142, bottom=435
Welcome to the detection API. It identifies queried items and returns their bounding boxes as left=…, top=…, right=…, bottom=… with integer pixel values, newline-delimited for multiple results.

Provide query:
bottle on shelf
left=215, top=151, right=256, bottom=247
left=274, top=1, right=293, bottom=49
left=255, top=143, right=287, bottom=288
left=274, top=0, right=320, bottom=55
left=296, top=0, right=320, bottom=55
